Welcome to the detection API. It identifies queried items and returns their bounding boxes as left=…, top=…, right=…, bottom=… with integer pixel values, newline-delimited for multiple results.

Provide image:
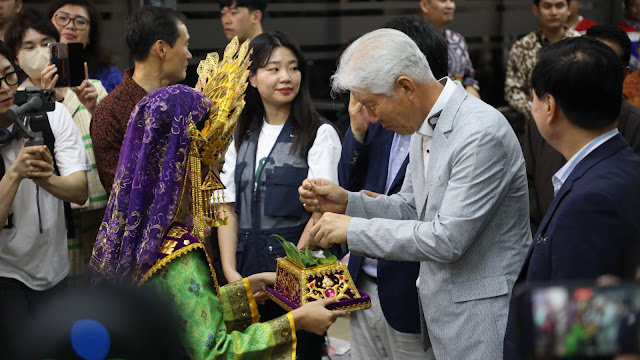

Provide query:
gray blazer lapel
left=436, top=82, right=468, bottom=135
left=411, top=132, right=428, bottom=215
left=415, top=83, right=469, bottom=218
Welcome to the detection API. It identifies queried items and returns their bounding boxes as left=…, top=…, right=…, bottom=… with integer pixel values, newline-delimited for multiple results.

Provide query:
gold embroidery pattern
left=159, top=240, right=178, bottom=254
left=267, top=315, right=296, bottom=360
left=167, top=226, right=189, bottom=239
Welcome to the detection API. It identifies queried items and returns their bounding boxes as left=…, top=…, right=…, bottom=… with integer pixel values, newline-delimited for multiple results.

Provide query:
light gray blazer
left=346, top=83, right=532, bottom=360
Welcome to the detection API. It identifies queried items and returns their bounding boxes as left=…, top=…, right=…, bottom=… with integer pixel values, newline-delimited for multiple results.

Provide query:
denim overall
left=234, top=119, right=313, bottom=276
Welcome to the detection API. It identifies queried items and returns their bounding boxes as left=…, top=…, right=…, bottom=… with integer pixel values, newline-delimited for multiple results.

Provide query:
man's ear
left=546, top=93, right=559, bottom=126
left=251, top=9, right=263, bottom=24
left=154, top=40, right=166, bottom=60
left=16, top=0, right=23, bottom=12
left=395, top=76, right=416, bottom=102
left=532, top=4, right=540, bottom=18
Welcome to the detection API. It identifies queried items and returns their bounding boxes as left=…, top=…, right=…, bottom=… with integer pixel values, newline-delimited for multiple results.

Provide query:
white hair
left=331, top=28, right=435, bottom=96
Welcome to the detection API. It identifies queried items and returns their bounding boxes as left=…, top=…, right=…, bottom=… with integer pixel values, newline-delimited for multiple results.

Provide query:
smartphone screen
left=531, top=284, right=640, bottom=357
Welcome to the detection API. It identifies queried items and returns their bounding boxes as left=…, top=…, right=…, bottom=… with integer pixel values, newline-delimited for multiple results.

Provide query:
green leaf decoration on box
left=271, top=234, right=337, bottom=268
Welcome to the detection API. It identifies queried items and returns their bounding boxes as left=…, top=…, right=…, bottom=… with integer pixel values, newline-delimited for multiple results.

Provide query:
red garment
left=90, top=68, right=148, bottom=192
left=573, top=17, right=597, bottom=34
left=619, top=22, right=638, bottom=33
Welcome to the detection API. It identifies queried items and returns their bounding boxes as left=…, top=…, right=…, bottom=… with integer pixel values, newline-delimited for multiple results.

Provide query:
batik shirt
left=91, top=68, right=148, bottom=192
left=505, top=28, right=579, bottom=118
left=445, top=29, right=479, bottom=89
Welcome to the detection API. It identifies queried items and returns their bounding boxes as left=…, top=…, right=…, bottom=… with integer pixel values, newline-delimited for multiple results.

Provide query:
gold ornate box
left=266, top=257, right=371, bottom=312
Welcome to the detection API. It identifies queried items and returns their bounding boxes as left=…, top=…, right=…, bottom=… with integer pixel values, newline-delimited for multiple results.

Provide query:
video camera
left=7, top=86, right=55, bottom=147
left=13, top=86, right=56, bottom=113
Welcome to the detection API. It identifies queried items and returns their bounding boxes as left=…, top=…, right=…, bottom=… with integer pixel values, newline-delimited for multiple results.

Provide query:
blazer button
left=536, top=235, right=548, bottom=244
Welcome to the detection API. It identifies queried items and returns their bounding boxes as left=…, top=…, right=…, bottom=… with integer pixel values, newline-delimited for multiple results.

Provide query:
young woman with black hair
left=218, top=31, right=341, bottom=360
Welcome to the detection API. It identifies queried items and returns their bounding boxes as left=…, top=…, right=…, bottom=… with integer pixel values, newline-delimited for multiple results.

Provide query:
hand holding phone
left=40, top=64, right=65, bottom=102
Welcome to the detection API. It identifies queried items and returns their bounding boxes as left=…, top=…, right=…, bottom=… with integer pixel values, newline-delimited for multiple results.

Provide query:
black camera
left=6, top=86, right=55, bottom=147
left=13, top=87, right=56, bottom=113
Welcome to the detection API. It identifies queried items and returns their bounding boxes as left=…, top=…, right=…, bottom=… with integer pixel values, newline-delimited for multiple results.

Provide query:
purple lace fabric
left=89, top=85, right=211, bottom=283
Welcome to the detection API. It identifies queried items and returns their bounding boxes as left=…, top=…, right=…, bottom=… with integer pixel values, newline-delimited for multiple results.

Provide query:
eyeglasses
left=0, top=71, right=19, bottom=87
left=53, top=12, right=90, bottom=30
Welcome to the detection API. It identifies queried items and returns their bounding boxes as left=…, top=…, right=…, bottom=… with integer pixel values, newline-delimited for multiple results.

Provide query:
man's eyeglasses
left=53, top=12, right=90, bottom=30
left=0, top=71, right=19, bottom=87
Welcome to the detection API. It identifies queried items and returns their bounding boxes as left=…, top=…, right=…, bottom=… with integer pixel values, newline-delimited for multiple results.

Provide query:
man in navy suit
left=504, top=36, right=640, bottom=359
left=338, top=16, right=447, bottom=359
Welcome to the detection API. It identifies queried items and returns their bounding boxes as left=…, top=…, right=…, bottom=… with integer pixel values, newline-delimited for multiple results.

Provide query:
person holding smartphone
left=4, top=8, right=109, bottom=287
left=46, top=0, right=122, bottom=93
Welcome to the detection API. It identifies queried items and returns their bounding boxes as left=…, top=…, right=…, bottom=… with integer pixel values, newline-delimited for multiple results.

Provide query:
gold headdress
left=189, top=37, right=252, bottom=239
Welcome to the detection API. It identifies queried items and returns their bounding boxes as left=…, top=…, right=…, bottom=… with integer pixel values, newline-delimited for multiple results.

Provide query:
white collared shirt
left=552, top=128, right=619, bottom=196
left=417, top=77, right=458, bottom=178
left=416, top=77, right=457, bottom=137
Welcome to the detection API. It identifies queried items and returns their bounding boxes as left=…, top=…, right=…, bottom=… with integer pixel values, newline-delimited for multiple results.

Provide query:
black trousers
left=0, top=277, right=67, bottom=356
left=259, top=300, right=325, bottom=360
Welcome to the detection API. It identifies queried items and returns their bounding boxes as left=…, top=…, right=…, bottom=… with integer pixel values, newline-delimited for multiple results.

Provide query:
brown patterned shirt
left=505, top=28, right=579, bottom=118
left=90, top=68, right=148, bottom=192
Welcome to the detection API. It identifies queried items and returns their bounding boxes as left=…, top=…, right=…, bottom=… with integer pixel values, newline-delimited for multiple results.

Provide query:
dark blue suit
left=339, top=122, right=421, bottom=333
left=504, top=133, right=640, bottom=359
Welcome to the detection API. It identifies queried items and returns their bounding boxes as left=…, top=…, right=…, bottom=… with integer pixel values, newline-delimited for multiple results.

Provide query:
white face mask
left=16, top=47, right=49, bottom=80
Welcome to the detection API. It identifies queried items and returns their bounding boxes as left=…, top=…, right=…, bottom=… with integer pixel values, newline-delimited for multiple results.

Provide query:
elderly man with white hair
left=298, top=28, right=532, bottom=359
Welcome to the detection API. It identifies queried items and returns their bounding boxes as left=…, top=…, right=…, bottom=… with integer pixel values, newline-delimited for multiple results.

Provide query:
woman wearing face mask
left=5, top=8, right=109, bottom=287
left=217, top=31, right=342, bottom=360
left=46, top=0, right=122, bottom=93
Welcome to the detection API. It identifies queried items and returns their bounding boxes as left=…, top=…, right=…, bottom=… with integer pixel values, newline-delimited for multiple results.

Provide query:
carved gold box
left=266, top=257, right=371, bottom=312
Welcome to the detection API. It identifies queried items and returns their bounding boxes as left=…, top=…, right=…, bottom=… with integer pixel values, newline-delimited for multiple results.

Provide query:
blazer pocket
left=264, top=166, right=308, bottom=218
left=449, top=275, right=509, bottom=303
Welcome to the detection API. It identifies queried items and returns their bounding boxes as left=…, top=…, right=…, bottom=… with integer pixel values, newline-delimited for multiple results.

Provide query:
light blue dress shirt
left=552, top=128, right=619, bottom=196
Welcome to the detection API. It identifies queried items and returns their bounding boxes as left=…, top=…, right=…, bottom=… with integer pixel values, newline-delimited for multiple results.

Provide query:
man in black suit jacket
left=505, top=36, right=640, bottom=359
left=523, top=24, right=640, bottom=235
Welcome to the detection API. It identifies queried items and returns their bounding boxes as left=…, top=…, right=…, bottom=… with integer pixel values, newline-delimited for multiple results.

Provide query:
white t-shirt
left=220, top=121, right=342, bottom=203
left=0, top=102, right=90, bottom=290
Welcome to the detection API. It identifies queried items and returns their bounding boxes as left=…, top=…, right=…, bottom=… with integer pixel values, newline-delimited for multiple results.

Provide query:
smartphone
left=512, top=282, right=640, bottom=358
left=48, top=42, right=84, bottom=88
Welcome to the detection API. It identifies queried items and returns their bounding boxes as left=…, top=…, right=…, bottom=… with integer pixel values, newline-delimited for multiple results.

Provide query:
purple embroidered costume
left=89, top=85, right=297, bottom=359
